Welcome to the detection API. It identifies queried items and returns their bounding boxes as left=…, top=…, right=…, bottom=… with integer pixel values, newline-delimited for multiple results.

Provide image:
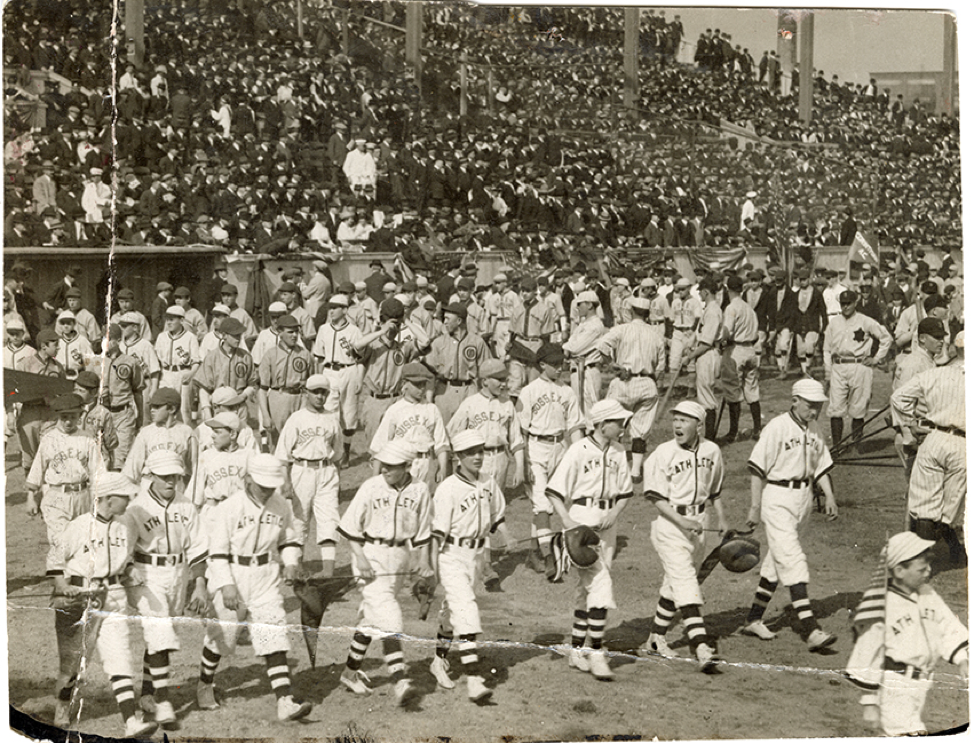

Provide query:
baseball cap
left=402, top=362, right=433, bottom=383
left=443, top=302, right=467, bottom=320
left=590, top=399, right=633, bottom=425
left=305, top=374, right=330, bottom=391
left=146, top=450, right=185, bottom=476
left=629, top=297, right=651, bottom=312
left=380, top=298, right=404, bottom=319
left=885, top=532, right=936, bottom=569
left=675, top=278, right=693, bottom=289
left=117, top=288, right=135, bottom=300
left=94, top=472, right=138, bottom=499
left=220, top=283, right=238, bottom=295
left=479, top=359, right=508, bottom=380
left=65, top=287, right=82, bottom=298
left=211, top=386, right=245, bottom=407
left=278, top=281, right=298, bottom=293
left=249, top=453, right=286, bottom=488
left=792, top=379, right=828, bottom=402
left=328, top=294, right=349, bottom=307
left=268, top=301, right=287, bottom=314
left=382, top=282, right=397, bottom=293
left=451, top=429, right=486, bottom=453
left=374, top=440, right=417, bottom=466
left=5, top=317, right=25, bottom=331
left=457, top=277, right=475, bottom=291
left=640, top=277, right=657, bottom=289
left=57, top=310, right=76, bottom=322
left=671, top=400, right=706, bottom=422
left=211, top=303, right=231, bottom=316
left=493, top=273, right=508, bottom=284
left=353, top=281, right=367, bottom=291
left=165, top=305, right=186, bottom=317
left=219, top=317, right=245, bottom=336
left=75, top=370, right=101, bottom=389
left=276, top=314, right=299, bottom=329
left=536, top=343, right=565, bottom=367
left=576, top=290, right=599, bottom=305
left=157, top=281, right=173, bottom=292
left=51, top=393, right=84, bottom=413
left=174, top=286, right=192, bottom=298
left=519, top=277, right=537, bottom=292
left=37, top=328, right=60, bottom=345
left=116, top=311, right=141, bottom=325
left=615, top=277, right=630, bottom=288
left=917, top=317, right=946, bottom=338
left=838, top=290, right=859, bottom=304
left=149, top=387, right=182, bottom=408
left=205, top=411, right=241, bottom=432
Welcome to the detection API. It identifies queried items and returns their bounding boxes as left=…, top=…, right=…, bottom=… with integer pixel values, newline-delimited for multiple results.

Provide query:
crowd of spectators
left=2, top=0, right=961, bottom=269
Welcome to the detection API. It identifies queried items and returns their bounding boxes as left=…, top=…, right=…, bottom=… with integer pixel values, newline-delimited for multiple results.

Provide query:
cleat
left=524, top=551, right=545, bottom=574
left=277, top=695, right=312, bottom=721
left=483, top=564, right=502, bottom=592
left=807, top=628, right=837, bottom=652
left=695, top=642, right=719, bottom=673
left=430, top=657, right=455, bottom=689
left=567, top=648, right=590, bottom=673
left=138, top=696, right=156, bottom=716
left=466, top=675, right=492, bottom=703
left=637, top=633, right=681, bottom=658
left=54, top=700, right=70, bottom=728
left=197, top=682, right=219, bottom=710
left=588, top=650, right=614, bottom=680
left=740, top=621, right=777, bottom=640
left=394, top=678, right=415, bottom=706
left=154, top=700, right=178, bottom=729
left=544, top=552, right=561, bottom=582
left=340, top=669, right=372, bottom=695
left=125, top=715, right=158, bottom=738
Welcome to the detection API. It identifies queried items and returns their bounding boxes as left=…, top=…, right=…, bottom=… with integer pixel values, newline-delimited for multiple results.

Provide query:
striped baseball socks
left=650, top=596, right=677, bottom=636
left=571, top=609, right=588, bottom=648
left=436, top=629, right=453, bottom=659
left=345, top=632, right=372, bottom=670
left=382, top=637, right=406, bottom=682
left=199, top=645, right=221, bottom=685
left=110, top=675, right=137, bottom=721
left=458, top=634, right=480, bottom=675
left=788, top=583, right=820, bottom=637
left=144, top=650, right=170, bottom=703
left=586, top=608, right=607, bottom=650
left=682, top=605, right=708, bottom=650
left=746, top=577, right=778, bottom=623
left=264, top=651, right=293, bottom=700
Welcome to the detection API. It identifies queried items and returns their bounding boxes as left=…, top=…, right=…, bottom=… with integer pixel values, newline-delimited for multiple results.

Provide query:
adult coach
left=720, top=274, right=761, bottom=442
left=684, top=277, right=723, bottom=439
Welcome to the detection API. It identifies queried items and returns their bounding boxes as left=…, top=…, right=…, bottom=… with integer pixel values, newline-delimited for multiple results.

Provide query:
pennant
left=848, top=231, right=880, bottom=266
left=850, top=547, right=888, bottom=640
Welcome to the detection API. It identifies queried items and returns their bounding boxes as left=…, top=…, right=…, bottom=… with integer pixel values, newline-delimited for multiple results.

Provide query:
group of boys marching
left=7, top=254, right=967, bottom=738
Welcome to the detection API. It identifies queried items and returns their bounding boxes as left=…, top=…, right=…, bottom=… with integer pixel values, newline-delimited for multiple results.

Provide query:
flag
left=394, top=253, right=415, bottom=283
left=850, top=547, right=888, bottom=640
left=848, top=231, right=880, bottom=266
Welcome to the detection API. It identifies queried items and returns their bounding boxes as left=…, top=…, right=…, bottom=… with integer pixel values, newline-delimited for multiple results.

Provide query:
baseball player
left=348, top=281, right=380, bottom=334
left=562, top=290, right=604, bottom=419
left=545, top=399, right=634, bottom=681
left=97, top=324, right=144, bottom=468
left=518, top=343, right=584, bottom=573
left=791, top=268, right=827, bottom=378
left=49, top=471, right=158, bottom=738
left=199, top=304, right=230, bottom=359
left=890, top=331, right=966, bottom=566
left=822, top=289, right=892, bottom=448
left=720, top=275, right=762, bottom=442
left=54, top=310, right=94, bottom=380
left=111, top=287, right=151, bottom=341
left=684, top=277, right=724, bottom=439
left=768, top=267, right=799, bottom=380
left=259, top=314, right=314, bottom=440
left=484, top=273, right=521, bottom=360
left=73, top=370, right=119, bottom=470
left=187, top=412, right=251, bottom=523
left=154, top=304, right=200, bottom=425
left=64, top=287, right=100, bottom=344
left=26, top=393, right=102, bottom=575
left=639, top=400, right=726, bottom=672
left=337, top=440, right=433, bottom=705
left=118, top=312, right=161, bottom=423
left=193, top=316, right=258, bottom=421
left=275, top=374, right=341, bottom=577
left=430, top=430, right=509, bottom=701
left=126, top=450, right=209, bottom=730
left=251, top=303, right=298, bottom=366
left=846, top=532, right=968, bottom=736
left=311, top=294, right=364, bottom=466
left=741, top=379, right=838, bottom=652
left=217, top=282, right=258, bottom=345
left=370, top=362, right=449, bottom=490
left=598, top=295, right=668, bottom=483
left=449, top=276, right=488, bottom=336
left=428, top=303, right=491, bottom=424
left=173, top=286, right=208, bottom=341
left=275, top=282, right=316, bottom=344
left=3, top=316, right=36, bottom=369
left=507, top=277, right=557, bottom=398
left=195, top=386, right=259, bottom=453
left=123, top=388, right=195, bottom=491
left=669, top=278, right=703, bottom=391
left=195, top=453, right=312, bottom=721
left=16, top=328, right=64, bottom=474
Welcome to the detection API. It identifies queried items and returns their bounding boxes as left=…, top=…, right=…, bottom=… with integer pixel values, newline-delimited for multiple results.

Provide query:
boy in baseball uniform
left=196, top=454, right=312, bottom=721
left=639, top=400, right=726, bottom=672
left=188, top=412, right=251, bottom=525
left=122, top=387, right=195, bottom=492
left=546, top=399, right=634, bottom=681
left=126, top=450, right=209, bottom=729
left=846, top=532, right=968, bottom=736
left=195, top=386, right=259, bottom=454
left=518, top=343, right=584, bottom=575
left=337, top=440, right=433, bottom=705
left=50, top=471, right=158, bottom=738
left=431, top=430, right=509, bottom=701
left=154, top=304, right=200, bottom=425
left=258, top=314, right=313, bottom=440
left=741, top=379, right=838, bottom=652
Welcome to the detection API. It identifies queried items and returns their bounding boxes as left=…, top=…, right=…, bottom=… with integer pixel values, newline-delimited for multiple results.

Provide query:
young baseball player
left=258, top=314, right=313, bottom=439
left=117, top=312, right=161, bottom=423
left=428, top=302, right=491, bottom=424
left=154, top=304, right=201, bottom=425
left=720, top=275, right=761, bottom=443
left=639, top=400, right=727, bottom=672
left=195, top=453, right=312, bottom=721
left=54, top=310, right=94, bottom=380
left=73, top=370, right=119, bottom=471
left=193, top=316, right=258, bottom=421
left=518, top=343, right=584, bottom=574
left=195, top=386, right=260, bottom=454
left=100, top=323, right=145, bottom=467
left=337, top=440, right=433, bottom=705
left=545, top=399, right=635, bottom=681
left=741, top=379, right=838, bottom=652
left=370, top=361, right=449, bottom=490
left=684, top=277, right=724, bottom=439
left=188, top=412, right=250, bottom=524
left=562, top=290, right=605, bottom=421
left=846, top=532, right=968, bottom=736
left=122, top=387, right=196, bottom=492
left=430, top=430, right=509, bottom=701
left=126, top=450, right=209, bottom=730
left=49, top=471, right=157, bottom=737
left=275, top=374, right=342, bottom=577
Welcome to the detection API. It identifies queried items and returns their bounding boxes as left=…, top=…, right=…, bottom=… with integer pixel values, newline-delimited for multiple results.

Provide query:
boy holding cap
left=846, top=532, right=968, bottom=735
left=126, top=450, right=209, bottom=729
left=55, top=310, right=94, bottom=381
left=49, top=471, right=157, bottom=737
left=741, top=379, right=838, bottom=652
left=122, top=387, right=195, bottom=493
left=196, top=453, right=312, bottom=721
left=275, top=374, right=342, bottom=578
left=258, top=314, right=313, bottom=438
left=431, top=429, right=509, bottom=702
left=639, top=400, right=726, bottom=671
left=155, top=304, right=201, bottom=425
left=337, top=440, right=433, bottom=705
left=74, top=370, right=119, bottom=470
left=545, top=399, right=634, bottom=681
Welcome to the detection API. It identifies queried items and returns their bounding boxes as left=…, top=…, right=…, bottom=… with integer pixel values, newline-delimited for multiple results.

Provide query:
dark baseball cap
left=75, top=371, right=101, bottom=389
left=920, top=280, right=939, bottom=295
left=219, top=317, right=245, bottom=336
left=917, top=317, right=946, bottom=338
left=839, top=289, right=859, bottom=304
left=276, top=315, right=299, bottom=329
left=149, top=387, right=182, bottom=407
left=220, top=283, right=239, bottom=295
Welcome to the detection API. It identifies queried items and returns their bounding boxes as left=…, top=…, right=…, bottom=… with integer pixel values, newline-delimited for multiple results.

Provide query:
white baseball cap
left=94, top=472, right=139, bottom=499
left=886, top=532, right=936, bottom=569
left=164, top=305, right=186, bottom=317
left=451, top=429, right=486, bottom=452
left=590, top=399, right=633, bottom=425
left=205, top=411, right=241, bottom=432
left=249, top=454, right=286, bottom=488
left=576, top=290, right=599, bottom=305
left=375, top=440, right=417, bottom=466
left=792, top=379, right=828, bottom=402
left=146, top=450, right=185, bottom=476
left=672, top=400, right=707, bottom=422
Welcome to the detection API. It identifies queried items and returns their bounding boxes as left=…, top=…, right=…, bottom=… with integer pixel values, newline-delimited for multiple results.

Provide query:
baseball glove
left=718, top=532, right=761, bottom=573
left=411, top=576, right=435, bottom=620
left=548, top=525, right=600, bottom=583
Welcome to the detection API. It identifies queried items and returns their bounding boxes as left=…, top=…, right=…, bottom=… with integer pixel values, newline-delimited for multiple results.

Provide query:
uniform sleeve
left=844, top=622, right=885, bottom=694
left=188, top=334, right=201, bottom=364
left=890, top=373, right=923, bottom=428
left=489, top=478, right=506, bottom=531
left=642, top=449, right=669, bottom=503
left=258, top=353, right=273, bottom=387
left=545, top=445, right=577, bottom=504
left=564, top=388, right=583, bottom=434
left=193, top=353, right=217, bottom=393
left=369, top=405, right=393, bottom=454
left=206, top=498, right=235, bottom=592
left=813, top=439, right=834, bottom=480
left=49, top=515, right=82, bottom=576
left=122, top=431, right=146, bottom=482
left=614, top=448, right=634, bottom=500
left=431, top=485, right=454, bottom=542
left=747, top=426, right=772, bottom=479
left=337, top=483, right=369, bottom=542
left=413, top=483, right=433, bottom=546
left=517, top=386, right=533, bottom=432
left=142, top=343, right=161, bottom=376
left=311, top=327, right=325, bottom=359
left=930, top=591, right=969, bottom=665
left=278, top=499, right=302, bottom=567
left=274, top=417, right=296, bottom=461
left=432, top=407, right=449, bottom=454
left=594, top=325, right=621, bottom=360
left=184, top=503, right=209, bottom=566
left=868, top=315, right=893, bottom=362
left=26, top=437, right=47, bottom=488
left=710, top=446, right=725, bottom=499
left=445, top=398, right=470, bottom=440
left=508, top=406, right=525, bottom=453
left=245, top=353, right=258, bottom=388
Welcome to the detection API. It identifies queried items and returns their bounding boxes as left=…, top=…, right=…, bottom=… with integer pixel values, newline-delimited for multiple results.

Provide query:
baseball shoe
left=567, top=648, right=591, bottom=673
left=695, top=643, right=720, bottom=674
left=394, top=678, right=416, bottom=707
left=197, top=682, right=219, bottom=710
left=807, top=629, right=837, bottom=653
left=740, top=621, right=777, bottom=641
left=544, top=552, right=562, bottom=582
left=340, top=669, right=373, bottom=695
left=587, top=651, right=614, bottom=681
left=276, top=695, right=312, bottom=721
left=430, top=657, right=456, bottom=689
left=53, top=700, right=70, bottom=728
left=124, top=715, right=158, bottom=738
left=154, top=700, right=178, bottom=729
left=483, top=564, right=502, bottom=592
left=138, top=695, right=156, bottom=716
left=637, top=633, right=681, bottom=658
left=524, top=551, right=545, bottom=574
left=466, top=675, right=492, bottom=703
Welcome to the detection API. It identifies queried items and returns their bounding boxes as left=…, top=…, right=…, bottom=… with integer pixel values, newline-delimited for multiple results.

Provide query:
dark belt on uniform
left=135, top=552, right=185, bottom=566
left=675, top=502, right=706, bottom=515
left=444, top=379, right=474, bottom=387
left=363, top=535, right=410, bottom=547
left=632, top=372, right=656, bottom=379
left=768, top=479, right=810, bottom=488
left=69, top=575, right=122, bottom=587
left=576, top=496, right=617, bottom=510
left=445, top=535, right=486, bottom=548
left=231, top=554, right=271, bottom=566
left=833, top=356, right=866, bottom=364
left=51, top=480, right=89, bottom=492
left=271, top=386, right=303, bottom=394
left=530, top=433, right=564, bottom=443
left=294, top=457, right=332, bottom=468
left=920, top=420, right=966, bottom=438
left=161, top=364, right=192, bottom=371
left=413, top=450, right=432, bottom=459
left=483, top=445, right=506, bottom=452
left=106, top=402, right=131, bottom=412
left=884, top=658, right=930, bottom=680
left=371, top=392, right=396, bottom=400
left=323, top=362, right=355, bottom=369
left=727, top=340, right=755, bottom=346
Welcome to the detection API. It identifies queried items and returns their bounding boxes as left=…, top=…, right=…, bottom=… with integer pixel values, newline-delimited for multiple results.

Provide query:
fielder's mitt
left=718, top=532, right=761, bottom=573
left=548, top=525, right=600, bottom=583
left=411, top=576, right=435, bottom=620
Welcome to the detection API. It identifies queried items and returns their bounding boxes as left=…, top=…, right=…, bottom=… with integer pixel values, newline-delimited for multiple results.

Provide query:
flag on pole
left=850, top=546, right=888, bottom=640
left=848, top=231, right=880, bottom=266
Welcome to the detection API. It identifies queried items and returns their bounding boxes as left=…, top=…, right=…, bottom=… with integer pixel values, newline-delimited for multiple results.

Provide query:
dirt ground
left=6, top=369, right=969, bottom=742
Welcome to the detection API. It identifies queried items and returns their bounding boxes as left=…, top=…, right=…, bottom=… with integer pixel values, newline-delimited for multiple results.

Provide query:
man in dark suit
left=364, top=259, right=393, bottom=304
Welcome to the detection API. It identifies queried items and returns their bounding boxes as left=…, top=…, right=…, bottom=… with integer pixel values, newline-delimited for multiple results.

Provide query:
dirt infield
left=6, top=371, right=968, bottom=741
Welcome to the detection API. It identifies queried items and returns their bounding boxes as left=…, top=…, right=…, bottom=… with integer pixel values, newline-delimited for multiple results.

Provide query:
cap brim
left=251, top=474, right=285, bottom=488
left=149, top=465, right=185, bottom=476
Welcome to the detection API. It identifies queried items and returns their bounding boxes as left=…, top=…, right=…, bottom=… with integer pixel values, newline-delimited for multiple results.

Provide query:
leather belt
left=768, top=479, right=810, bottom=488
left=445, top=535, right=486, bottom=549
left=69, top=575, right=122, bottom=587
left=162, top=364, right=192, bottom=370
left=323, top=362, right=355, bottom=369
left=649, top=321, right=665, bottom=326
left=530, top=433, right=564, bottom=443
left=413, top=450, right=432, bottom=459
left=675, top=502, right=706, bottom=516
left=728, top=340, right=755, bottom=346
left=920, top=420, right=965, bottom=438
left=371, top=392, right=396, bottom=400
left=51, top=481, right=89, bottom=492
left=135, top=552, right=185, bottom=566
left=107, top=402, right=131, bottom=412
left=483, top=445, right=505, bottom=452
left=231, top=554, right=271, bottom=566
left=675, top=326, right=694, bottom=331
left=444, top=379, right=474, bottom=387
left=271, top=386, right=303, bottom=394
left=576, top=496, right=616, bottom=510
left=294, top=458, right=332, bottom=468
left=884, top=658, right=930, bottom=680
left=364, top=535, right=410, bottom=547
left=833, top=356, right=866, bottom=364
left=632, top=372, right=655, bottom=379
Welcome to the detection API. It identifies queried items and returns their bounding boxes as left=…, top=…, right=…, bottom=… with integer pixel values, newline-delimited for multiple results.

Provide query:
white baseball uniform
left=370, top=398, right=448, bottom=488
left=598, top=318, right=667, bottom=439
left=823, top=311, right=892, bottom=418
left=154, top=328, right=200, bottom=392
left=447, top=390, right=524, bottom=487
left=312, top=320, right=364, bottom=430
left=695, top=300, right=723, bottom=411
left=562, top=315, right=604, bottom=419
left=721, top=296, right=760, bottom=404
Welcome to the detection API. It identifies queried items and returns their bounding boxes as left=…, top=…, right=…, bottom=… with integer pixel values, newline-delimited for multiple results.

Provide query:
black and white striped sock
left=587, top=608, right=607, bottom=650
left=145, top=650, right=170, bottom=703
left=199, top=645, right=221, bottom=685
left=682, top=604, right=708, bottom=650
left=110, top=675, right=136, bottom=721
left=346, top=632, right=372, bottom=671
left=436, top=629, right=453, bottom=659
left=458, top=634, right=478, bottom=675
left=747, top=577, right=778, bottom=623
left=571, top=609, right=588, bottom=648
left=264, top=651, right=292, bottom=699
left=383, top=637, right=405, bottom=682
left=788, top=583, right=819, bottom=637
left=650, top=596, right=677, bottom=635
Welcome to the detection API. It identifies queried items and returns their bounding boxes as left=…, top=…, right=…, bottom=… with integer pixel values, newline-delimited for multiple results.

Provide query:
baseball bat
left=713, top=397, right=727, bottom=438
left=576, top=358, right=586, bottom=417
left=656, top=355, right=688, bottom=419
